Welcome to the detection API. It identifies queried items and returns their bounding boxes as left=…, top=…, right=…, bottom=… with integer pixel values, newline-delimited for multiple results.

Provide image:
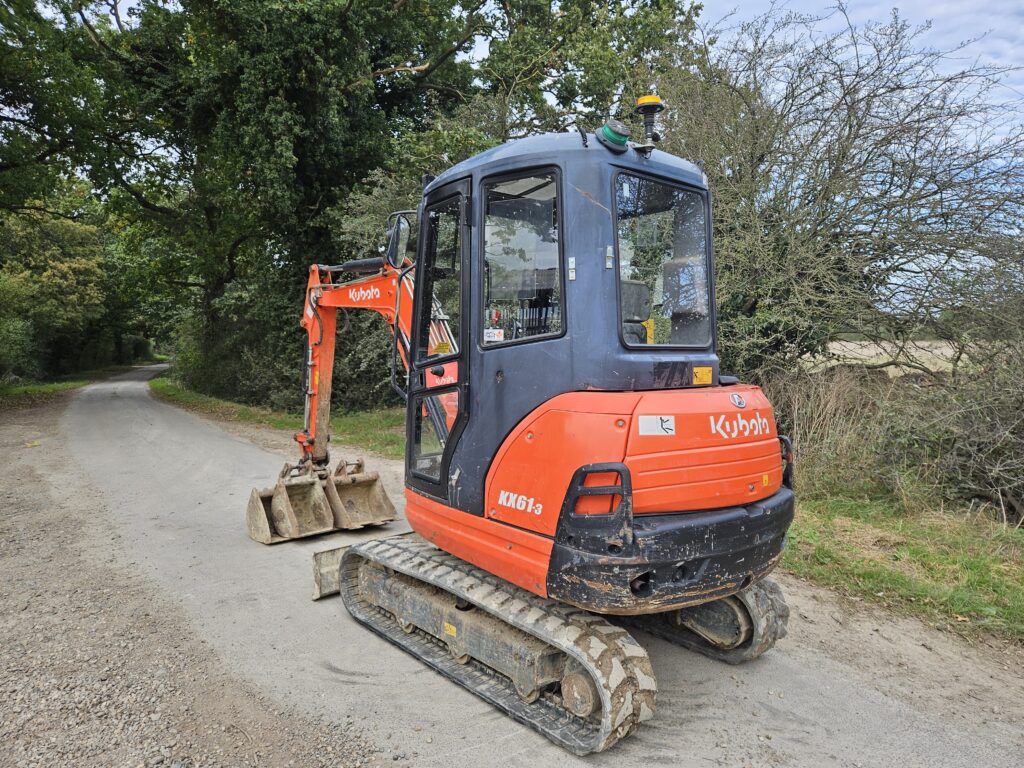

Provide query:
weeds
left=787, top=496, right=1024, bottom=640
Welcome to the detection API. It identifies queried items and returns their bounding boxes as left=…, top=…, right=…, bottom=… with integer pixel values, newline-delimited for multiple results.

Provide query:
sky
left=702, top=1, right=1024, bottom=107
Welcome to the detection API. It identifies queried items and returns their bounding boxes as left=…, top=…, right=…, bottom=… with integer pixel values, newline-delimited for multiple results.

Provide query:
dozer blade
left=323, top=459, right=396, bottom=530
left=247, top=460, right=395, bottom=545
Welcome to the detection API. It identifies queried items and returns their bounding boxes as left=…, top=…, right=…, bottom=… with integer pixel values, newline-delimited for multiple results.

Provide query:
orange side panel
left=483, top=392, right=641, bottom=537
left=405, top=490, right=553, bottom=597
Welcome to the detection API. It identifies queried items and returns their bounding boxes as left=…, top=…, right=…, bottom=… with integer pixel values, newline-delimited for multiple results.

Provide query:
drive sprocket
left=627, top=578, right=789, bottom=664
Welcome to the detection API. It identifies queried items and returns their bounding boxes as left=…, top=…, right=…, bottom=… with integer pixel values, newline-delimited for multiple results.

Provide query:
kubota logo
left=347, top=286, right=380, bottom=302
left=710, top=410, right=770, bottom=439
left=730, top=393, right=747, bottom=408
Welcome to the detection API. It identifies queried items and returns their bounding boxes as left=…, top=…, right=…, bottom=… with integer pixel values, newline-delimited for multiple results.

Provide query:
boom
left=296, top=260, right=414, bottom=465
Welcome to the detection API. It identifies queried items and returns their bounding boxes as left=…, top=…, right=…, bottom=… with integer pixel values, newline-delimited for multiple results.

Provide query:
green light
left=601, top=123, right=628, bottom=146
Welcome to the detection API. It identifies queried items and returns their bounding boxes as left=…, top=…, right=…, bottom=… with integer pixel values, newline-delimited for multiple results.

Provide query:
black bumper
left=546, top=482, right=795, bottom=616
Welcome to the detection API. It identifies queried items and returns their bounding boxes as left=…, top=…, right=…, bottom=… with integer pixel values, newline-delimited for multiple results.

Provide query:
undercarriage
left=339, top=534, right=789, bottom=754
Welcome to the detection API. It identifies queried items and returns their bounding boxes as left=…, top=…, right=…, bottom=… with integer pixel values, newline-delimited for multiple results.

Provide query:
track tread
left=626, top=578, right=789, bottom=665
left=340, top=535, right=656, bottom=754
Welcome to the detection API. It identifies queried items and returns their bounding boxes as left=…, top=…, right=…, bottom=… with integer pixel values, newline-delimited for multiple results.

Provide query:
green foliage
left=475, top=0, right=698, bottom=137
left=786, top=496, right=1024, bottom=640
left=0, top=175, right=159, bottom=377
left=0, top=1, right=103, bottom=213
left=0, top=202, right=104, bottom=375
left=0, top=316, right=39, bottom=378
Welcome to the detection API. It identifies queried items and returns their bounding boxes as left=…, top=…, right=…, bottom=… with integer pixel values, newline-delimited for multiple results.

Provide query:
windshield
left=615, top=173, right=711, bottom=347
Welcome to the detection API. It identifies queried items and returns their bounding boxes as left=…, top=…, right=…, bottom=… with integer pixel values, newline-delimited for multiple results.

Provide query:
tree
left=652, top=8, right=1024, bottom=377
left=0, top=0, right=103, bottom=214
left=0, top=181, right=106, bottom=375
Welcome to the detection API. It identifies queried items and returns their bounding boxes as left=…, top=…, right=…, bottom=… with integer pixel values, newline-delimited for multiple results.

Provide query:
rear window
left=615, top=173, right=711, bottom=347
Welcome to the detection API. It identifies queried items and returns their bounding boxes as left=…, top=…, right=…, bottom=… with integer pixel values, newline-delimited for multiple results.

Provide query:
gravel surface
left=3, top=369, right=1023, bottom=768
left=0, top=399, right=385, bottom=768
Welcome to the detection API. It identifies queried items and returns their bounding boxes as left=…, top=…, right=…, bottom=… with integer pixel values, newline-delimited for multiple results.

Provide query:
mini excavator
left=248, top=97, right=795, bottom=754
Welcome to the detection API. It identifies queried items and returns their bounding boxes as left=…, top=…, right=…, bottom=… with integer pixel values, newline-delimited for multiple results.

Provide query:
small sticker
left=762, top=473, right=770, bottom=486
left=443, top=622, right=457, bottom=638
left=693, top=366, right=712, bottom=385
left=483, top=328, right=505, bottom=343
left=433, top=341, right=451, bottom=354
left=639, top=415, right=675, bottom=436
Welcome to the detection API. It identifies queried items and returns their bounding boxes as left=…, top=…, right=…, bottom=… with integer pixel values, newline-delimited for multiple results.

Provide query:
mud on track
left=3, top=366, right=1022, bottom=767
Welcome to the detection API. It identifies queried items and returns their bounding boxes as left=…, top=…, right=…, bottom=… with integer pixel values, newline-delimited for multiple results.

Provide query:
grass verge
left=148, top=377, right=405, bottom=460
left=0, top=365, right=144, bottom=409
left=149, top=376, right=1024, bottom=643
left=786, top=496, right=1024, bottom=641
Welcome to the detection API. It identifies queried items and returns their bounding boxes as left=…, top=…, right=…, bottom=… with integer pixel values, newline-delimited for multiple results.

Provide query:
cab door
left=406, top=179, right=470, bottom=503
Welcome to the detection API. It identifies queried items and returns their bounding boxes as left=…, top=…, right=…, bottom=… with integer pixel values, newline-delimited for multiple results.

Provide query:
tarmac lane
left=56, top=366, right=1024, bottom=767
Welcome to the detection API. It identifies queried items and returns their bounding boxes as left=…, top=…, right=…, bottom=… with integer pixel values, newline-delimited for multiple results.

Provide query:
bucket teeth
left=246, top=460, right=395, bottom=544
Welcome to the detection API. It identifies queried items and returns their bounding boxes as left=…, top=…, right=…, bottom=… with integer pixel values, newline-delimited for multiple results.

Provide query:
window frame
left=413, top=192, right=465, bottom=368
left=477, top=165, right=568, bottom=351
left=611, top=169, right=715, bottom=351
left=409, top=388, right=458, bottom=484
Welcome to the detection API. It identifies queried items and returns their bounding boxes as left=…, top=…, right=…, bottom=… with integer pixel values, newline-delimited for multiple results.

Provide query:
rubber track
left=625, top=577, right=789, bottom=665
left=340, top=535, right=657, bottom=755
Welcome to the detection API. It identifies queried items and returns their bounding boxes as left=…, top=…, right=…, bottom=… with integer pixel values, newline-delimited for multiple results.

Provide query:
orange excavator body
left=254, top=116, right=797, bottom=754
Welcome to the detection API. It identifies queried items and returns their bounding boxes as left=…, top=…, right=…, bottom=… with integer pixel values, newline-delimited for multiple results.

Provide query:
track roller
left=339, top=535, right=657, bottom=754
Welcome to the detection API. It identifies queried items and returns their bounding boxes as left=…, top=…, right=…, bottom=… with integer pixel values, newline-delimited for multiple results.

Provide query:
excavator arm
left=245, top=213, right=416, bottom=544
left=297, top=259, right=414, bottom=466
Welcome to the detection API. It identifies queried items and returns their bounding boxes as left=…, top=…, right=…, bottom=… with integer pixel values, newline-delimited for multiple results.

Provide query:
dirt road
left=3, top=367, right=1022, bottom=767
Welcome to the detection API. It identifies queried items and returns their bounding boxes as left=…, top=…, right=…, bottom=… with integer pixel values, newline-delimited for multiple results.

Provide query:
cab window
left=482, top=172, right=562, bottom=345
left=416, top=196, right=461, bottom=361
left=615, top=173, right=711, bottom=347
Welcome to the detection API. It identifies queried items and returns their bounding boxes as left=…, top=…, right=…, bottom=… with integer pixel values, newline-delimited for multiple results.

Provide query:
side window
left=417, top=197, right=462, bottom=361
left=412, top=391, right=459, bottom=481
left=482, top=172, right=562, bottom=345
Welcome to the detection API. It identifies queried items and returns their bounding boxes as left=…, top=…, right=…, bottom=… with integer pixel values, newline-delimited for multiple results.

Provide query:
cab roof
left=425, top=131, right=707, bottom=196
